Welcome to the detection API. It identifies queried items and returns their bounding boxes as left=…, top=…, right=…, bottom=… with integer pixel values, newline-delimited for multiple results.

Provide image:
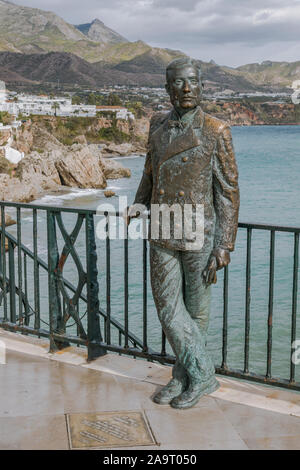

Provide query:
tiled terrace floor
left=1, top=328, right=300, bottom=450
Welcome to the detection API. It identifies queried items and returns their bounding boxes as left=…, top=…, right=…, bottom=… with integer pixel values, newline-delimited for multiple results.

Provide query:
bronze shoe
left=153, top=377, right=187, bottom=405
left=170, top=376, right=219, bottom=409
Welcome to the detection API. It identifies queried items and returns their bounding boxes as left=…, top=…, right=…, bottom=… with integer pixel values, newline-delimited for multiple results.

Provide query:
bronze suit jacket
left=133, top=106, right=240, bottom=252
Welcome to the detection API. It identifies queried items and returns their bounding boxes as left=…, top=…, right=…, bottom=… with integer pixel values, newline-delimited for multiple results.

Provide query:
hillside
left=0, top=0, right=185, bottom=65
left=0, top=51, right=265, bottom=91
left=0, top=51, right=178, bottom=87
left=237, top=61, right=300, bottom=87
left=0, top=0, right=99, bottom=57
left=75, top=18, right=127, bottom=44
left=0, top=0, right=298, bottom=91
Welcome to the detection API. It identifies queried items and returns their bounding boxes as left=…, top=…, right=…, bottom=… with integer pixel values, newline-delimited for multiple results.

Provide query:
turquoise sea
left=5, top=125, right=300, bottom=383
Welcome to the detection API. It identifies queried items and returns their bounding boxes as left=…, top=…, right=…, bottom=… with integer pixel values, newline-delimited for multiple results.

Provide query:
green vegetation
left=0, top=112, right=13, bottom=125
left=0, top=155, right=14, bottom=175
left=32, top=115, right=131, bottom=145
left=85, top=92, right=123, bottom=106
left=126, top=101, right=145, bottom=118
left=98, top=126, right=131, bottom=144
left=72, top=95, right=82, bottom=105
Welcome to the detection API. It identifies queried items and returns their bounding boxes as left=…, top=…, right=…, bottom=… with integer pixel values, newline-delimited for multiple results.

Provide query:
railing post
left=290, top=232, right=299, bottom=384
left=86, top=213, right=106, bottom=361
left=221, top=265, right=229, bottom=370
left=244, top=227, right=252, bottom=374
left=8, top=240, right=16, bottom=324
left=47, top=210, right=67, bottom=352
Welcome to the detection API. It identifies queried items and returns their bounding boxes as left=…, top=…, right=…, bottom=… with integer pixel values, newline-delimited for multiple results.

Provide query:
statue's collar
left=152, top=106, right=204, bottom=166
left=169, top=106, right=204, bottom=129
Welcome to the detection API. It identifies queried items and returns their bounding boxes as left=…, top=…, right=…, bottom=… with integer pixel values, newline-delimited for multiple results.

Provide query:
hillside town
left=0, top=81, right=135, bottom=119
left=0, top=80, right=138, bottom=166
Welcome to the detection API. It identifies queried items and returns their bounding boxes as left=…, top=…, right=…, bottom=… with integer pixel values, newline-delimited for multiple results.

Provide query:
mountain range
left=0, top=0, right=298, bottom=92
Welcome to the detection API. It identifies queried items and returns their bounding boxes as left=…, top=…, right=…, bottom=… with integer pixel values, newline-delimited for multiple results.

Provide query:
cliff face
left=202, top=101, right=300, bottom=126
left=0, top=117, right=132, bottom=203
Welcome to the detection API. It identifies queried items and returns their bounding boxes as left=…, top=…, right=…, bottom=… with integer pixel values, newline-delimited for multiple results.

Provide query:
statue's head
left=165, top=57, right=202, bottom=113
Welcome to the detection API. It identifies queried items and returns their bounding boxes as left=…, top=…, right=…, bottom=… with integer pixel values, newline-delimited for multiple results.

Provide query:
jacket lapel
left=155, top=107, right=205, bottom=168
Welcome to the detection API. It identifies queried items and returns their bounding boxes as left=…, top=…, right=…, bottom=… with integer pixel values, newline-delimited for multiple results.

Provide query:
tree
left=72, top=95, right=82, bottom=105
left=87, top=93, right=96, bottom=105
left=127, top=101, right=144, bottom=119
left=106, top=93, right=123, bottom=106
left=51, top=102, right=60, bottom=117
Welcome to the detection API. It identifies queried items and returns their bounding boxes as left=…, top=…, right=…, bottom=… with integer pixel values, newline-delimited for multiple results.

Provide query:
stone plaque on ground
left=67, top=411, right=156, bottom=449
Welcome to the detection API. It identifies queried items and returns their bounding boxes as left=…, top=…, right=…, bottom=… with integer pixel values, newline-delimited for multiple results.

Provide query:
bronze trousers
left=150, top=242, right=215, bottom=384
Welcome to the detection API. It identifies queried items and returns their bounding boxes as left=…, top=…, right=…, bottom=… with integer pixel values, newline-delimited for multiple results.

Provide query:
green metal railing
left=0, top=201, right=299, bottom=392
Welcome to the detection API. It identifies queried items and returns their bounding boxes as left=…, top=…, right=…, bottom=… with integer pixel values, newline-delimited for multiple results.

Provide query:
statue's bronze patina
left=131, top=58, right=240, bottom=409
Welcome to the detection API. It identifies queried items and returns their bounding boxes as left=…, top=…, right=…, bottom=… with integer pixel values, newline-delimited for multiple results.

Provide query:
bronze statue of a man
left=131, top=57, right=240, bottom=409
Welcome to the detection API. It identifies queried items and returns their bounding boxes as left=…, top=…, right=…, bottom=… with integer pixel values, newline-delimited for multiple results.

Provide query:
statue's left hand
left=214, top=247, right=231, bottom=270
left=202, top=248, right=230, bottom=286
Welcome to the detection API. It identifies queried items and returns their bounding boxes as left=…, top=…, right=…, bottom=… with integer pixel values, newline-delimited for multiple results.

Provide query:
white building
left=0, top=82, right=134, bottom=120
left=13, top=95, right=97, bottom=117
left=96, top=106, right=135, bottom=120
left=0, top=81, right=6, bottom=109
left=0, top=123, right=24, bottom=164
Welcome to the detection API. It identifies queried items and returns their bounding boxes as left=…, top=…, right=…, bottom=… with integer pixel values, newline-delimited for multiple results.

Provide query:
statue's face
left=166, top=65, right=202, bottom=111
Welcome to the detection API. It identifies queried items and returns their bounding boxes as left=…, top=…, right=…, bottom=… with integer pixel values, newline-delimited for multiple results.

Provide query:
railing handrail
left=0, top=218, right=148, bottom=353
left=0, top=200, right=299, bottom=391
left=0, top=200, right=299, bottom=233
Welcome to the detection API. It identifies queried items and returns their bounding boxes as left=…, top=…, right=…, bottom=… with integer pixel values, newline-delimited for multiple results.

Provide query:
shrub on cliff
left=97, top=126, right=130, bottom=144
left=0, top=155, right=15, bottom=176
left=0, top=112, right=13, bottom=125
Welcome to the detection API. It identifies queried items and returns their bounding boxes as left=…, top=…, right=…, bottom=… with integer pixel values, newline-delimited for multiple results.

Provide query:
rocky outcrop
left=16, top=150, right=61, bottom=186
left=0, top=213, right=16, bottom=227
left=101, top=158, right=131, bottom=179
left=88, top=144, right=131, bottom=178
left=0, top=116, right=133, bottom=202
left=0, top=174, right=40, bottom=202
left=101, top=143, right=145, bottom=158
left=5, top=140, right=132, bottom=202
left=17, top=144, right=107, bottom=192
left=55, top=144, right=106, bottom=189
left=104, top=190, right=116, bottom=198
left=13, top=120, right=62, bottom=154
left=101, top=142, right=133, bottom=156
left=0, top=129, right=10, bottom=146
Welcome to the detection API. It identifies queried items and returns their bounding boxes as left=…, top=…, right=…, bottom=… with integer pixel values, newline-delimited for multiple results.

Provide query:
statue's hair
left=166, top=57, right=202, bottom=83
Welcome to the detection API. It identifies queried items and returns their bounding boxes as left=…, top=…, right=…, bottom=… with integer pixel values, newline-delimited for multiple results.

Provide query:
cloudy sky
left=11, top=0, right=300, bottom=66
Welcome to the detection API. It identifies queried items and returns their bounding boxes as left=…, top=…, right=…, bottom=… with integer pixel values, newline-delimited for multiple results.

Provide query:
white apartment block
left=96, top=106, right=135, bottom=120
left=0, top=82, right=134, bottom=120
left=0, top=81, right=6, bottom=108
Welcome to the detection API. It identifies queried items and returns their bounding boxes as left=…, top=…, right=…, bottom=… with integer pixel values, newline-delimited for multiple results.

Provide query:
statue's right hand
left=202, top=255, right=217, bottom=286
left=125, top=206, right=140, bottom=226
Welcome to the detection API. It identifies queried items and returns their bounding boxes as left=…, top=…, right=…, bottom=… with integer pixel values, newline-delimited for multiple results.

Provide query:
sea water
left=5, top=125, right=300, bottom=382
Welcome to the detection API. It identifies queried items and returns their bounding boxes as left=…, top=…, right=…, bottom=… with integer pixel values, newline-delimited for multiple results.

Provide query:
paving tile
left=58, top=360, right=159, bottom=413
left=49, top=346, right=87, bottom=366
left=0, top=351, right=65, bottom=418
left=245, top=435, right=300, bottom=450
left=0, top=415, right=69, bottom=450
left=2, top=333, right=300, bottom=451
left=82, top=353, right=167, bottom=382
left=143, top=364, right=173, bottom=386
left=213, top=376, right=300, bottom=417
left=145, top=405, right=248, bottom=449
left=0, top=331, right=49, bottom=359
left=216, top=398, right=300, bottom=439
left=158, top=440, right=249, bottom=450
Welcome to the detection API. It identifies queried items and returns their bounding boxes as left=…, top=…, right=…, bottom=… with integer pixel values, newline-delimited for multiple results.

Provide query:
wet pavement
left=1, top=328, right=300, bottom=450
